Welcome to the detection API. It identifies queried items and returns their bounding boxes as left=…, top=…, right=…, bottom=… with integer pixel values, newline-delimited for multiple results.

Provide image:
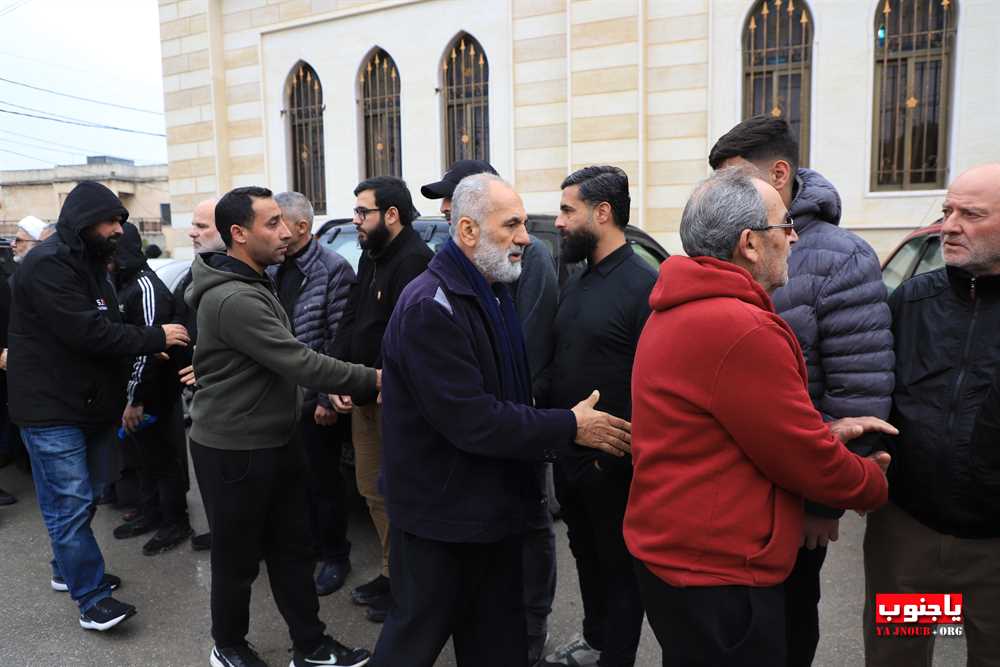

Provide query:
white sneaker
left=539, top=633, right=601, bottom=666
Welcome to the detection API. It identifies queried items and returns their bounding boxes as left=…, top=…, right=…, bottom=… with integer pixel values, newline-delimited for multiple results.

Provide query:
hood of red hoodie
left=649, top=255, right=774, bottom=314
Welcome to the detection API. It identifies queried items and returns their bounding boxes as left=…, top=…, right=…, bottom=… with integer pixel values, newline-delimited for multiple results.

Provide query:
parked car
left=152, top=257, right=194, bottom=293
left=316, top=214, right=670, bottom=285
left=881, top=221, right=944, bottom=295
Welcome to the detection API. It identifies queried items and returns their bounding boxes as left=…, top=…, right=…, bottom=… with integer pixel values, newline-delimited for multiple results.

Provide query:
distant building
left=0, top=156, right=178, bottom=250
left=155, top=0, right=997, bottom=256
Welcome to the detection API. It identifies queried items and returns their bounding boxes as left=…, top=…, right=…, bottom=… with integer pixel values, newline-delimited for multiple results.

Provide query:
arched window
left=872, top=0, right=956, bottom=190
left=286, top=62, right=326, bottom=214
left=441, top=33, right=490, bottom=166
left=742, top=0, right=813, bottom=167
left=359, top=48, right=402, bottom=178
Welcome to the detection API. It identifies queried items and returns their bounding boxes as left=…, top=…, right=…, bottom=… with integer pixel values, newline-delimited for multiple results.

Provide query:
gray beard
left=472, top=234, right=523, bottom=283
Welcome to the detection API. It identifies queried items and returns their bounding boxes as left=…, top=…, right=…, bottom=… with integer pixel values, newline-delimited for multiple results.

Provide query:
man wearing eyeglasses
left=710, top=116, right=894, bottom=667
left=330, top=176, right=433, bottom=622
left=625, top=168, right=893, bottom=666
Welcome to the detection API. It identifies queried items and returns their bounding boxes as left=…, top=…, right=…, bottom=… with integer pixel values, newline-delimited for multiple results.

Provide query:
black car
left=316, top=215, right=669, bottom=284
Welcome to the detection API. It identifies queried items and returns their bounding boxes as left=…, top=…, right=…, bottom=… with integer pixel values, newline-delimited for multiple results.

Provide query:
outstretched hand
left=571, top=390, right=632, bottom=457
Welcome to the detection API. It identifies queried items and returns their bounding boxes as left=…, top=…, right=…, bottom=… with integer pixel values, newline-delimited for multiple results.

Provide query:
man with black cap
left=7, top=181, right=190, bottom=632
left=422, top=160, right=559, bottom=663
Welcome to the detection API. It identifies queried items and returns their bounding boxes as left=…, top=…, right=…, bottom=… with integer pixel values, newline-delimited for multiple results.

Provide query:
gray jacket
left=267, top=239, right=356, bottom=409
left=771, top=169, right=895, bottom=517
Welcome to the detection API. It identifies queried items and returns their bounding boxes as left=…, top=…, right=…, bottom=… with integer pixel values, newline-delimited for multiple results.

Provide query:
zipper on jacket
left=946, top=278, right=979, bottom=439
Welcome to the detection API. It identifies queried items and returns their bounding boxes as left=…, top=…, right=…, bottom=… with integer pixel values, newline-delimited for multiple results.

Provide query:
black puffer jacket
left=7, top=182, right=167, bottom=427
left=971, top=368, right=1000, bottom=522
left=886, top=266, right=1000, bottom=538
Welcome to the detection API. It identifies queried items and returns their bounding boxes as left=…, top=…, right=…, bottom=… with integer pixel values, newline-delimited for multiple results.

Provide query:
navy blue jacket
left=380, top=248, right=578, bottom=544
left=771, top=169, right=895, bottom=517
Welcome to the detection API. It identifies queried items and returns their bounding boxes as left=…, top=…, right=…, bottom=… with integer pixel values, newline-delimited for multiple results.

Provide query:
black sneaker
left=79, top=597, right=136, bottom=631
left=52, top=572, right=121, bottom=592
left=0, top=487, right=16, bottom=506
left=350, top=574, right=389, bottom=606
left=191, top=531, right=212, bottom=551
left=210, top=644, right=268, bottom=667
left=113, top=514, right=161, bottom=539
left=142, top=523, right=193, bottom=556
left=290, top=636, right=370, bottom=667
left=364, top=591, right=391, bottom=623
left=315, top=559, right=351, bottom=596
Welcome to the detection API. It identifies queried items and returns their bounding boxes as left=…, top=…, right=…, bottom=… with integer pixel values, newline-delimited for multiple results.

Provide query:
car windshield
left=325, top=234, right=365, bottom=272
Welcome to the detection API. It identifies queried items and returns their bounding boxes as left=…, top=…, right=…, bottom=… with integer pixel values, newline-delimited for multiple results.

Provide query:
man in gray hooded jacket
left=710, top=116, right=894, bottom=667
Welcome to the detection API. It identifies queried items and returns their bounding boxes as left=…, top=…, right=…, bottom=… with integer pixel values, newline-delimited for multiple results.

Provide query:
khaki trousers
left=863, top=501, right=1000, bottom=667
left=352, top=402, right=389, bottom=577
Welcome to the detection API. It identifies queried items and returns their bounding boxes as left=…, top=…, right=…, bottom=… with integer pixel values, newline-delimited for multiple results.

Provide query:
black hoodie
left=114, top=222, right=180, bottom=411
left=8, top=181, right=168, bottom=427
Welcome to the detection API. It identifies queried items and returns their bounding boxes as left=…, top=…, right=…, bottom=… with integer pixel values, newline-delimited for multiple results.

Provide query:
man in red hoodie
left=624, top=168, right=894, bottom=666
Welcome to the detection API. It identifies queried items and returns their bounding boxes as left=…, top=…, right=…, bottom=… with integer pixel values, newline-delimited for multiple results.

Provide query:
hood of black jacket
left=114, top=221, right=147, bottom=278
left=56, top=181, right=130, bottom=253
left=186, top=252, right=273, bottom=311
left=789, top=168, right=842, bottom=234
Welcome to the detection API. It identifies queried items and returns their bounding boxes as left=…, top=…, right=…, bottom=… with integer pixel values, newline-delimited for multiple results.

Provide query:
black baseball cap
left=421, top=159, right=499, bottom=199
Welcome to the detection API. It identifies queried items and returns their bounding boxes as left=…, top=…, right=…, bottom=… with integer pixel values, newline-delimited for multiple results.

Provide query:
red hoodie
left=623, top=256, right=888, bottom=587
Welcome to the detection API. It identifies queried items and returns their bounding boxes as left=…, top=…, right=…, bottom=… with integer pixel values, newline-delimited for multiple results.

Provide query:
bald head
left=941, top=164, right=1000, bottom=276
left=189, top=197, right=224, bottom=253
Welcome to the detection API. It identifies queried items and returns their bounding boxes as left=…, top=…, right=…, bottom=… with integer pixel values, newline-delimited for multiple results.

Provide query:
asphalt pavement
left=0, top=463, right=965, bottom=666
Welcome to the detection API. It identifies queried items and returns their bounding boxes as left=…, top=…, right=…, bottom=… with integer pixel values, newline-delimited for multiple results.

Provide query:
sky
left=0, top=0, right=167, bottom=172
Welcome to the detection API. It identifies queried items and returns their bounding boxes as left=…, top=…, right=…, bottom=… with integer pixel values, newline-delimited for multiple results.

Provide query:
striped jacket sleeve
left=125, top=274, right=161, bottom=407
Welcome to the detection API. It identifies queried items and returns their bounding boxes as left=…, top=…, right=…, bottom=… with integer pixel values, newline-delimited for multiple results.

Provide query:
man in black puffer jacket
left=268, top=191, right=357, bottom=597
left=112, top=222, right=191, bottom=556
left=8, top=181, right=189, bottom=632
left=710, top=117, right=894, bottom=667
left=863, top=163, right=1000, bottom=666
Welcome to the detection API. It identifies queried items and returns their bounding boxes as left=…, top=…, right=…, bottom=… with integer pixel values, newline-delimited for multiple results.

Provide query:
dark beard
left=560, top=227, right=599, bottom=264
left=359, top=215, right=390, bottom=253
left=83, top=229, right=121, bottom=261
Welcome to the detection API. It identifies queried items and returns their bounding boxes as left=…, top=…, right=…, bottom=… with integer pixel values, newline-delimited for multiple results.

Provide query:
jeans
left=21, top=425, right=114, bottom=612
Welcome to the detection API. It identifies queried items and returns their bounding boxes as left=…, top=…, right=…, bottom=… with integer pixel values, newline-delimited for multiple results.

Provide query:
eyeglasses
left=756, top=214, right=796, bottom=235
left=352, top=206, right=383, bottom=220
left=11, top=237, right=37, bottom=246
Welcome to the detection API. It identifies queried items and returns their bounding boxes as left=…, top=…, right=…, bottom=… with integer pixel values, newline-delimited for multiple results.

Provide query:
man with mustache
left=7, top=181, right=190, bottom=632
left=538, top=166, right=657, bottom=667
left=371, top=173, right=632, bottom=667
left=330, top=176, right=433, bottom=623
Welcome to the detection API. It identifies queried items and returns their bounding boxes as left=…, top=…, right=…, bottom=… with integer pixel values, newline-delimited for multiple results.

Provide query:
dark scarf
left=443, top=239, right=532, bottom=405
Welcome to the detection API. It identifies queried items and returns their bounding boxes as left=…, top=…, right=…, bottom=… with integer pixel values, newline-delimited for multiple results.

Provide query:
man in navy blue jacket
left=371, top=173, right=631, bottom=667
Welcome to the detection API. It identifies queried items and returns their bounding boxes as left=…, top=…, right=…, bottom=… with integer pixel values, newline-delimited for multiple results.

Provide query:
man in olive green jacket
left=187, top=186, right=376, bottom=667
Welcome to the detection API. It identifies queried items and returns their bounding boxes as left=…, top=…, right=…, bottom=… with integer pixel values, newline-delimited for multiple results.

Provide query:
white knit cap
left=17, top=215, right=47, bottom=241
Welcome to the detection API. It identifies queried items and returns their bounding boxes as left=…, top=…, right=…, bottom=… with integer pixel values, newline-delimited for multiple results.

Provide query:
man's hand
left=122, top=403, right=144, bottom=434
left=375, top=369, right=382, bottom=391
left=868, top=450, right=891, bottom=475
left=162, top=324, right=190, bottom=348
left=801, top=515, right=840, bottom=549
left=0, top=348, right=7, bottom=371
left=314, top=403, right=338, bottom=427
left=829, top=416, right=898, bottom=443
left=330, top=394, right=353, bottom=414
left=571, top=390, right=631, bottom=457
left=178, top=365, right=196, bottom=386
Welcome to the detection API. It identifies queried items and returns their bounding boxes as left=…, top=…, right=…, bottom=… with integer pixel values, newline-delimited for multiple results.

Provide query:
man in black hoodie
left=7, top=181, right=189, bottom=632
left=330, top=176, right=433, bottom=623
left=111, top=222, right=192, bottom=556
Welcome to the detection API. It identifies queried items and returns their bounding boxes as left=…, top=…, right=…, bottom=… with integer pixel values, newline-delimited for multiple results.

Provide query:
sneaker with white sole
left=52, top=572, right=121, bottom=592
left=539, top=633, right=601, bottom=666
left=78, top=597, right=136, bottom=631
left=210, top=644, right=268, bottom=667
left=289, top=635, right=370, bottom=667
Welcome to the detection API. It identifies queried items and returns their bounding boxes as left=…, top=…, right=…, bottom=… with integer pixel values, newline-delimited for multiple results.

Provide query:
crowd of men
left=0, top=115, right=997, bottom=667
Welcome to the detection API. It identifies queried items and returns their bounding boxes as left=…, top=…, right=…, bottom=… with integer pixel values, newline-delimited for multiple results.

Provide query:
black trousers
left=784, top=545, right=827, bottom=667
left=298, top=404, right=351, bottom=562
left=555, top=462, right=644, bottom=667
left=132, top=399, right=188, bottom=526
left=371, top=528, right=527, bottom=667
left=635, top=560, right=786, bottom=667
left=190, top=439, right=325, bottom=652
